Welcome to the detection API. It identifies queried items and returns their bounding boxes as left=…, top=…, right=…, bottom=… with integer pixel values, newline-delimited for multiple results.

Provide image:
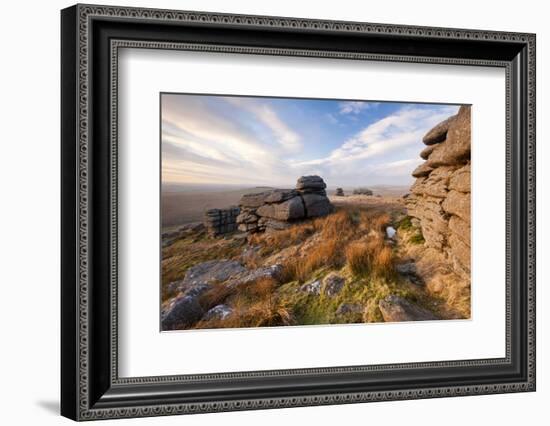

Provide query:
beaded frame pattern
left=74, top=4, right=535, bottom=420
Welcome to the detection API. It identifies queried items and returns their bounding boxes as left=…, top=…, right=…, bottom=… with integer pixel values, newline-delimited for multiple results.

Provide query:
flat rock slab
left=296, top=175, right=327, bottom=191
left=422, top=115, right=456, bottom=145
left=256, top=196, right=305, bottom=221
left=239, top=191, right=273, bottom=208
left=412, top=162, right=434, bottom=178
left=420, top=144, right=437, bottom=160
left=203, top=304, right=233, bottom=321
left=227, top=264, right=284, bottom=289
left=263, top=189, right=298, bottom=204
left=379, top=295, right=438, bottom=322
left=182, top=260, right=247, bottom=288
left=322, top=273, right=346, bottom=297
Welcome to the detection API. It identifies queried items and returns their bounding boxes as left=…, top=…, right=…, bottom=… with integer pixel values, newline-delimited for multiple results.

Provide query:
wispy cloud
left=224, top=97, right=302, bottom=153
left=325, top=113, right=339, bottom=125
left=290, top=105, right=458, bottom=185
left=338, top=101, right=380, bottom=115
left=162, top=95, right=459, bottom=187
left=297, top=105, right=457, bottom=166
left=161, top=95, right=306, bottom=185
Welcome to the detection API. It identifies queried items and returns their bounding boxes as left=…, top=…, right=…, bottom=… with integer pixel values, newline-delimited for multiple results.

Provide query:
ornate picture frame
left=61, top=4, right=535, bottom=421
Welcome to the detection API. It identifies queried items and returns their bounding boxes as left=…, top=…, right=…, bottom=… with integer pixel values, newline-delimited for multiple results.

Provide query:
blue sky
left=161, top=94, right=459, bottom=187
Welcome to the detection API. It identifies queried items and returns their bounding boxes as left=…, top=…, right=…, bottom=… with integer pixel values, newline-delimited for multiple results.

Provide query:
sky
left=161, top=94, right=460, bottom=188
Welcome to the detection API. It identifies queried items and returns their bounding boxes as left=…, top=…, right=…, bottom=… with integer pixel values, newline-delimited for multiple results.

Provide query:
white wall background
left=0, top=0, right=546, bottom=424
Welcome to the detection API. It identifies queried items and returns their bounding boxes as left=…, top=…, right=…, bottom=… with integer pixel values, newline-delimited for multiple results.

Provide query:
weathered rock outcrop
left=203, top=304, right=233, bottom=321
left=161, top=295, right=208, bottom=331
left=335, top=188, right=345, bottom=196
left=352, top=187, right=373, bottom=196
left=236, top=176, right=333, bottom=233
left=322, top=273, right=346, bottom=297
left=178, top=259, right=246, bottom=290
left=161, top=259, right=284, bottom=330
left=204, top=207, right=240, bottom=236
left=378, top=295, right=437, bottom=322
left=406, top=106, right=471, bottom=279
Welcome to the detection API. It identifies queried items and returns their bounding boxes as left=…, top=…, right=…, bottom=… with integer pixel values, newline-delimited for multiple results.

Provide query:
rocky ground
left=161, top=194, right=469, bottom=331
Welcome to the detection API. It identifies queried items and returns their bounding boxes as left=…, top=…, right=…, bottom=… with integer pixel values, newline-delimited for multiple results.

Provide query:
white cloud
left=338, top=101, right=380, bottom=115
left=162, top=94, right=459, bottom=187
left=325, top=113, right=339, bottom=125
left=224, top=97, right=302, bottom=153
left=162, top=97, right=270, bottom=166
left=369, top=158, right=424, bottom=177
left=161, top=95, right=301, bottom=186
left=289, top=105, right=459, bottom=186
left=296, top=105, right=457, bottom=167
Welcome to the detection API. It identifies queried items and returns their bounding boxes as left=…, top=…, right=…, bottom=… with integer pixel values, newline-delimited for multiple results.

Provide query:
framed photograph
left=61, top=4, right=536, bottom=421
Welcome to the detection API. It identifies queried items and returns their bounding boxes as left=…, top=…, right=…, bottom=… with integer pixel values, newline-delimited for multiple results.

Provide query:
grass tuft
left=345, top=236, right=395, bottom=279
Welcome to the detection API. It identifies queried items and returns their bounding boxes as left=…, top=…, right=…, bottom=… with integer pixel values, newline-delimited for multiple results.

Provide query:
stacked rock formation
left=203, top=207, right=240, bottom=236
left=406, top=105, right=471, bottom=279
left=236, top=176, right=334, bottom=233
left=335, top=188, right=345, bottom=196
left=353, top=188, right=373, bottom=196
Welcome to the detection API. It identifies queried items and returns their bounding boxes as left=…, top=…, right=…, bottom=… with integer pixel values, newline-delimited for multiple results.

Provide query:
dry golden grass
left=243, top=298, right=294, bottom=327
left=280, top=237, right=342, bottom=283
left=372, top=212, right=391, bottom=232
left=244, top=277, right=278, bottom=300
left=313, top=210, right=356, bottom=239
left=249, top=222, right=315, bottom=253
left=374, top=246, right=394, bottom=277
left=425, top=273, right=471, bottom=319
left=277, top=209, right=395, bottom=283
left=195, top=277, right=293, bottom=329
left=345, top=236, right=395, bottom=279
left=345, top=241, right=371, bottom=276
left=167, top=201, right=471, bottom=329
left=199, top=277, right=280, bottom=311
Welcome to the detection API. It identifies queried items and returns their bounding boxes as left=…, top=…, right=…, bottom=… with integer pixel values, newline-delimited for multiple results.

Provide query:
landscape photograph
left=160, top=93, right=471, bottom=331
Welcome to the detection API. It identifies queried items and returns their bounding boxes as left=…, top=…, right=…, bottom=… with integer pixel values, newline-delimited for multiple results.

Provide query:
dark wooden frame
left=61, top=4, right=536, bottom=421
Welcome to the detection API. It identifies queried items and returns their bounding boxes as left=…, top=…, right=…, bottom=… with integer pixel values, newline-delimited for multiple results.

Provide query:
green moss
left=409, top=232, right=425, bottom=245
left=275, top=270, right=422, bottom=325
left=398, top=216, right=413, bottom=230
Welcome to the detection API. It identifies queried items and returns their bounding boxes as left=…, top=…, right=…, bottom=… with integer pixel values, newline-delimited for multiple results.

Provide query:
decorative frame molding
left=61, top=4, right=536, bottom=421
